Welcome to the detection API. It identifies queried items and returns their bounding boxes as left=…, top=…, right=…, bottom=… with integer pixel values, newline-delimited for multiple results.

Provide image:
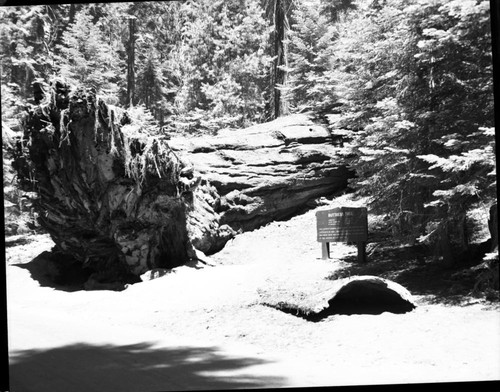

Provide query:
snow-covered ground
left=6, top=205, right=500, bottom=391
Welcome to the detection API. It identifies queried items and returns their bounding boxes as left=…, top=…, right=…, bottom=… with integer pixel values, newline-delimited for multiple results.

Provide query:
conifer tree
left=0, top=6, right=54, bottom=103
left=329, top=0, right=494, bottom=262
left=172, top=0, right=270, bottom=132
left=56, top=7, right=122, bottom=103
left=261, top=0, right=294, bottom=120
left=287, top=2, right=335, bottom=111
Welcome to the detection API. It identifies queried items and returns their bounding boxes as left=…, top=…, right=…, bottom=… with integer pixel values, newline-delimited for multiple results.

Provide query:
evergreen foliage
left=171, top=0, right=270, bottom=132
left=1, top=0, right=496, bottom=270
left=0, top=6, right=52, bottom=109
left=286, top=1, right=336, bottom=111
left=326, top=0, right=495, bottom=263
left=55, top=7, right=122, bottom=103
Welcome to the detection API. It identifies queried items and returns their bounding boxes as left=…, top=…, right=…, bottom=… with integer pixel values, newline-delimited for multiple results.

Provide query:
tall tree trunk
left=273, top=0, right=289, bottom=118
left=126, top=17, right=136, bottom=107
left=489, top=203, right=498, bottom=252
left=68, top=3, right=76, bottom=24
left=263, top=0, right=290, bottom=121
left=320, top=0, right=356, bottom=23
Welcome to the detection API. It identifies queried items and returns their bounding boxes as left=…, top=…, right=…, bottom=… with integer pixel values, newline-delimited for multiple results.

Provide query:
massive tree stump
left=12, top=79, right=350, bottom=285
left=13, top=81, right=197, bottom=283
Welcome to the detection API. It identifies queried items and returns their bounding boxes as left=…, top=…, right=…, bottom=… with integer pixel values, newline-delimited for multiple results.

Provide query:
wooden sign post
left=316, top=207, right=368, bottom=262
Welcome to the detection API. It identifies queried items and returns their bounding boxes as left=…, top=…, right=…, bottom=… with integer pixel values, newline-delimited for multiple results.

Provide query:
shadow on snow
left=9, top=342, right=286, bottom=392
left=328, top=242, right=496, bottom=305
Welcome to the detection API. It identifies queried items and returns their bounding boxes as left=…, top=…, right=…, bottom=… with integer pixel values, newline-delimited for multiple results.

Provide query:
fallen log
left=12, top=79, right=351, bottom=286
left=173, top=113, right=352, bottom=254
left=261, top=276, right=417, bottom=321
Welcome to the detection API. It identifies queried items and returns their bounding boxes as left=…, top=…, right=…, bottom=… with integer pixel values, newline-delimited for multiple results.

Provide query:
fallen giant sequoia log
left=12, top=80, right=350, bottom=285
left=169, top=113, right=352, bottom=253
left=261, top=276, right=417, bottom=321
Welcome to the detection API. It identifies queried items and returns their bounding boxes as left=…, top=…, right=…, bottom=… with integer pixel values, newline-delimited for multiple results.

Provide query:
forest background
left=1, top=0, right=497, bottom=275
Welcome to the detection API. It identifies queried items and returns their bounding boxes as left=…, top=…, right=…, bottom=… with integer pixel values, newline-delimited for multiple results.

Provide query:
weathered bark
left=13, top=80, right=193, bottom=284
left=489, top=203, right=498, bottom=252
left=272, top=0, right=290, bottom=118
left=126, top=17, right=136, bottom=107
left=13, top=79, right=350, bottom=286
left=168, top=114, right=351, bottom=253
left=262, top=0, right=291, bottom=120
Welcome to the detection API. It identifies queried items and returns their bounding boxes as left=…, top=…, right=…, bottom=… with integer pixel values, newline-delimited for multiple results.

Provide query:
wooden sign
left=316, top=207, right=368, bottom=242
left=316, top=207, right=368, bottom=262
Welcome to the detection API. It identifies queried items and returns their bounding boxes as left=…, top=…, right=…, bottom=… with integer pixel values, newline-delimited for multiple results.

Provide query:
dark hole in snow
left=270, top=279, right=416, bottom=322
left=323, top=280, right=415, bottom=316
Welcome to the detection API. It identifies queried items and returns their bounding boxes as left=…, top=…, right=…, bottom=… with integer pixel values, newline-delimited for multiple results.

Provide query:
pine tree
left=0, top=6, right=54, bottom=234
left=329, top=0, right=494, bottom=263
left=285, top=0, right=358, bottom=113
left=0, top=6, right=55, bottom=104
left=286, top=2, right=336, bottom=111
left=171, top=0, right=270, bottom=133
left=56, top=7, right=122, bottom=103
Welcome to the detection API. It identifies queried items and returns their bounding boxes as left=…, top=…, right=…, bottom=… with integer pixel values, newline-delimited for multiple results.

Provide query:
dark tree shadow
left=9, top=342, right=287, bottom=392
left=328, top=242, right=495, bottom=305
left=14, top=250, right=92, bottom=292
